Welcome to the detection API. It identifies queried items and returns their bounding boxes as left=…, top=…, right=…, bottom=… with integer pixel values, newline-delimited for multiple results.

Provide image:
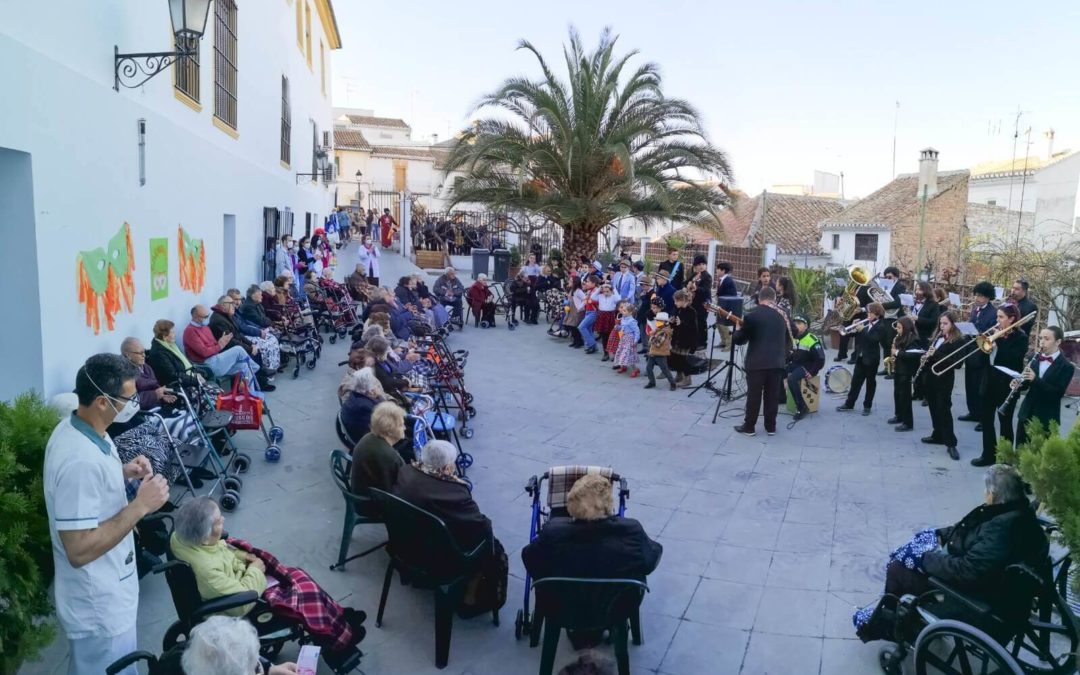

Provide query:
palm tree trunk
left=562, top=225, right=598, bottom=267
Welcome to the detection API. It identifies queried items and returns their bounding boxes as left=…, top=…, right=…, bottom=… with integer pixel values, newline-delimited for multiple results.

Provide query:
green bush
left=999, top=420, right=1080, bottom=593
left=663, top=234, right=687, bottom=251
left=788, top=266, right=827, bottom=324
left=548, top=247, right=564, bottom=262
left=0, top=392, right=60, bottom=672
left=509, top=245, right=522, bottom=268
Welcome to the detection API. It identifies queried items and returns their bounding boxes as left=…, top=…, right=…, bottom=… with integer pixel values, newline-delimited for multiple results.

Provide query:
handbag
left=216, top=375, right=263, bottom=430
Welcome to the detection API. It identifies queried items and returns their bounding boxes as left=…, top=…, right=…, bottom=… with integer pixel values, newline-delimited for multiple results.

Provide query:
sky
left=330, top=0, right=1080, bottom=199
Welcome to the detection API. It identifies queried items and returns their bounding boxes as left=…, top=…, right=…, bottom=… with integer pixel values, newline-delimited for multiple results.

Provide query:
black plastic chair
left=329, top=449, right=387, bottom=571
left=530, top=577, right=648, bottom=675
left=368, top=487, right=498, bottom=669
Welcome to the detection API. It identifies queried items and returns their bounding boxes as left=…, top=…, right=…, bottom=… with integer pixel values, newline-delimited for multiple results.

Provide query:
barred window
left=280, top=76, right=291, bottom=165
left=213, top=0, right=238, bottom=130
left=174, top=35, right=200, bottom=102
left=854, top=233, right=879, bottom=261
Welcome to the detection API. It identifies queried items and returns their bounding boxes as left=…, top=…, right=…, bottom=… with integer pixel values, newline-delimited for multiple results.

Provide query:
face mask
left=85, top=370, right=139, bottom=423
left=287, top=242, right=294, bottom=250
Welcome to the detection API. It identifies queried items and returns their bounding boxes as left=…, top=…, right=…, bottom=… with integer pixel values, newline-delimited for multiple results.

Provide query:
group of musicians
left=720, top=263, right=1074, bottom=461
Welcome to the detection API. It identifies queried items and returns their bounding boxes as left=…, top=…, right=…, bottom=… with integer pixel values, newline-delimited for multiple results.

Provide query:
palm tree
left=443, top=28, right=734, bottom=263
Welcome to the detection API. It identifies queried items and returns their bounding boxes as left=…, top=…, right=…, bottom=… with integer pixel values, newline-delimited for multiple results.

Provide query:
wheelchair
left=150, top=514, right=362, bottom=673
left=877, top=561, right=1078, bottom=675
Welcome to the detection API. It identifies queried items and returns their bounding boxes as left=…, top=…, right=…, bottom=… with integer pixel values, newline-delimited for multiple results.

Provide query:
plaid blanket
left=227, top=538, right=356, bottom=654
left=546, top=466, right=614, bottom=512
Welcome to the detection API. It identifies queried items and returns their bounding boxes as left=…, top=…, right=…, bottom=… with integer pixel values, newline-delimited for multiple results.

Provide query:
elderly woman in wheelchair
left=168, top=497, right=367, bottom=672
left=856, top=464, right=1078, bottom=675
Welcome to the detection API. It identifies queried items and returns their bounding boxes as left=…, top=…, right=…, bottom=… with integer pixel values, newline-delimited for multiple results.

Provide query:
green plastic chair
left=328, top=449, right=386, bottom=571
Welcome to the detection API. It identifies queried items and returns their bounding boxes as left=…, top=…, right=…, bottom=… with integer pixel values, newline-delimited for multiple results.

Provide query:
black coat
left=853, top=319, right=887, bottom=367
left=239, top=298, right=272, bottom=328
left=1017, top=354, right=1075, bottom=427
left=146, top=340, right=194, bottom=388
left=522, top=516, right=662, bottom=581
left=671, top=306, right=698, bottom=352
left=715, top=274, right=738, bottom=299
left=913, top=299, right=941, bottom=341
left=893, top=336, right=927, bottom=378
left=732, top=305, right=789, bottom=371
left=926, top=336, right=965, bottom=392
left=658, top=260, right=685, bottom=290
left=882, top=281, right=908, bottom=317
left=341, top=392, right=379, bottom=443
left=209, top=309, right=251, bottom=353
left=923, top=499, right=1049, bottom=596
left=984, top=330, right=1027, bottom=398
left=690, top=271, right=712, bottom=307
left=392, top=465, right=492, bottom=553
left=966, top=303, right=999, bottom=371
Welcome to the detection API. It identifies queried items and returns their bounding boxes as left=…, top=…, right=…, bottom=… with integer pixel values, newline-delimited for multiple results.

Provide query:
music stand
left=687, top=319, right=746, bottom=423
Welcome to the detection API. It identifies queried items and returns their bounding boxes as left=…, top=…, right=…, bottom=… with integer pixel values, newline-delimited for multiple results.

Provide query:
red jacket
left=183, top=322, right=221, bottom=363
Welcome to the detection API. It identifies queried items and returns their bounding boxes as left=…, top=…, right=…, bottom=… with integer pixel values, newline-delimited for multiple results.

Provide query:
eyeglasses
left=125, top=350, right=146, bottom=357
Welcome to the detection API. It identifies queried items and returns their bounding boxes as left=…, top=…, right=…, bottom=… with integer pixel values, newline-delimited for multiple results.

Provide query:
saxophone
left=884, top=335, right=898, bottom=376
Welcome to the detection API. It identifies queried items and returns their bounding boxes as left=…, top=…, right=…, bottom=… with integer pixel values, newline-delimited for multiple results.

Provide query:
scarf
left=157, top=337, right=192, bottom=371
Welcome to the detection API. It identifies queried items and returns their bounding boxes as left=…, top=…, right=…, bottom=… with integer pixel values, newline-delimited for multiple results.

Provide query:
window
left=304, top=2, right=312, bottom=67
left=987, top=199, right=997, bottom=206
left=854, top=233, right=878, bottom=261
left=280, top=76, right=291, bottom=165
left=295, top=0, right=303, bottom=50
left=319, top=41, right=325, bottom=95
left=174, top=34, right=200, bottom=103
left=831, top=234, right=840, bottom=250
left=311, top=121, right=318, bottom=179
left=213, top=0, right=238, bottom=130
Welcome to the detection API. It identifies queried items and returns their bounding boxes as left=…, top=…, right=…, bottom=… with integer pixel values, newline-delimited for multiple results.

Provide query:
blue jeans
left=579, top=311, right=598, bottom=348
left=203, top=347, right=262, bottom=397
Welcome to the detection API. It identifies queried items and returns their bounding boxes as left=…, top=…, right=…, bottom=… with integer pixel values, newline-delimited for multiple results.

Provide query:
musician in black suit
left=732, top=287, right=790, bottom=437
left=879, top=267, right=908, bottom=370
left=657, top=248, right=686, bottom=291
left=714, top=261, right=739, bottom=349
left=972, top=304, right=1029, bottom=467
left=922, top=310, right=966, bottom=461
left=911, top=281, right=941, bottom=341
left=1015, top=326, right=1076, bottom=448
left=959, top=282, right=999, bottom=424
left=1007, top=279, right=1038, bottom=333
left=836, top=302, right=887, bottom=415
left=835, top=284, right=872, bottom=363
left=689, top=255, right=712, bottom=349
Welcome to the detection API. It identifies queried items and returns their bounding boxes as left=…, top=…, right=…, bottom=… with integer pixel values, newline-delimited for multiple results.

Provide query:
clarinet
left=997, top=354, right=1039, bottom=416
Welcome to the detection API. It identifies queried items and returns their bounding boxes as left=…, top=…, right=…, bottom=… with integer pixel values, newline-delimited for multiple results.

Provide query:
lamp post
left=295, top=149, right=328, bottom=184
left=114, top=0, right=213, bottom=91
left=355, top=170, right=363, bottom=214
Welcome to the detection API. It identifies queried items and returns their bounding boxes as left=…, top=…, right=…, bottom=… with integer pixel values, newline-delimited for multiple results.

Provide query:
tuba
left=834, top=265, right=894, bottom=322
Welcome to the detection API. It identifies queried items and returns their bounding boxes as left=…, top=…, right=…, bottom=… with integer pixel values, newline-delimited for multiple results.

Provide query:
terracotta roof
left=820, top=170, right=969, bottom=231
left=745, top=193, right=844, bottom=254
left=333, top=128, right=372, bottom=152
left=431, top=148, right=452, bottom=169
left=371, top=146, right=435, bottom=160
left=345, top=114, right=410, bottom=130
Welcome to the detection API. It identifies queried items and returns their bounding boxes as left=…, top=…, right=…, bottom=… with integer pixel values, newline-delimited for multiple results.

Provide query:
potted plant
left=823, top=267, right=850, bottom=349
left=509, top=245, right=523, bottom=278
left=1, top=392, right=60, bottom=673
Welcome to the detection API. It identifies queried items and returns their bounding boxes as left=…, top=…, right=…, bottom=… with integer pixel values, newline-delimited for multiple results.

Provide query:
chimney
left=917, top=148, right=939, bottom=199
left=432, top=133, right=439, bottom=144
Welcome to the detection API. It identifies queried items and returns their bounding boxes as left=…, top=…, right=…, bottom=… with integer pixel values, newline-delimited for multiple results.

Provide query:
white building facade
left=0, top=0, right=342, bottom=400
left=818, top=226, right=892, bottom=273
left=967, top=152, right=1080, bottom=241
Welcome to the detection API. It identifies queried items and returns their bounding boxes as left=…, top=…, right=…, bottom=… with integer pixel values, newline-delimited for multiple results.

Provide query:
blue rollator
left=514, top=466, right=631, bottom=643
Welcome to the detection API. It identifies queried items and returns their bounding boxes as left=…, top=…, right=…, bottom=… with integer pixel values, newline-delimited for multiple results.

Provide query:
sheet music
left=899, top=293, right=915, bottom=307
left=994, top=365, right=1022, bottom=379
left=957, top=321, right=978, bottom=336
left=904, top=348, right=926, bottom=354
left=994, top=286, right=1005, bottom=300
left=878, top=277, right=897, bottom=293
left=948, top=292, right=961, bottom=306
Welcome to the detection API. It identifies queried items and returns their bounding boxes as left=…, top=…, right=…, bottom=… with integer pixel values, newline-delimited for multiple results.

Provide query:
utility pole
left=916, top=184, right=928, bottom=277
left=891, top=101, right=900, bottom=179
left=1007, top=107, right=1024, bottom=211
left=1016, top=126, right=1033, bottom=247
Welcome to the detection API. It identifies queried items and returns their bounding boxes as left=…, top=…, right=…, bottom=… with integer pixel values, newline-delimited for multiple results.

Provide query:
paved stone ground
left=22, top=246, right=1079, bottom=675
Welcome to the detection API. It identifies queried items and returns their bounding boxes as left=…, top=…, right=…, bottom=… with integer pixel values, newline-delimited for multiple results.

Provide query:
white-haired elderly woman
left=466, top=274, right=495, bottom=327
left=854, top=464, right=1049, bottom=648
left=170, top=497, right=367, bottom=670
left=340, top=367, right=387, bottom=444
left=181, top=615, right=296, bottom=675
left=350, top=401, right=406, bottom=496
left=392, top=440, right=501, bottom=616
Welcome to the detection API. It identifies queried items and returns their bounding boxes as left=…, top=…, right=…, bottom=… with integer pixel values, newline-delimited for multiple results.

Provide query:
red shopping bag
left=216, top=375, right=263, bottom=430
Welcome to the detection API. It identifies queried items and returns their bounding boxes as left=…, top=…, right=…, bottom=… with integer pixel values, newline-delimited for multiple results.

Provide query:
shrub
left=0, top=392, right=60, bottom=672
left=548, top=247, right=564, bottom=262
left=788, top=266, right=827, bottom=324
left=509, top=245, right=522, bottom=268
left=663, top=234, right=687, bottom=252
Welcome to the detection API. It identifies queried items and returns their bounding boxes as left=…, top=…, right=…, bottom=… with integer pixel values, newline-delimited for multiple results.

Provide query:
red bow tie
left=1038, top=355, right=1054, bottom=363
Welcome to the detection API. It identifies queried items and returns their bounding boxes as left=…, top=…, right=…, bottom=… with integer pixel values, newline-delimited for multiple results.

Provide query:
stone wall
left=889, top=181, right=969, bottom=275
left=966, top=203, right=1036, bottom=244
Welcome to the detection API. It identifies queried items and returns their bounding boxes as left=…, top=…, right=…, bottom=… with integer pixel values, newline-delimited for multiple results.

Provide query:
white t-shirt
left=44, top=415, right=139, bottom=639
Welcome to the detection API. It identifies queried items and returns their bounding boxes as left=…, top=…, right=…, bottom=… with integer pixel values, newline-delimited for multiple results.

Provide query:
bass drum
left=824, top=365, right=852, bottom=395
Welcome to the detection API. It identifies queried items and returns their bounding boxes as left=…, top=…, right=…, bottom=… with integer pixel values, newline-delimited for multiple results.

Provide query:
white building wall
left=820, top=229, right=891, bottom=274
left=1031, top=153, right=1080, bottom=237
left=0, top=1, right=339, bottom=398
left=967, top=175, right=1040, bottom=212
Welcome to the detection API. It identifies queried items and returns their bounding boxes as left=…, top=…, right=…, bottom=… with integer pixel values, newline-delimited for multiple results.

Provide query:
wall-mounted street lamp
left=114, top=0, right=213, bottom=91
left=296, top=148, right=329, bottom=184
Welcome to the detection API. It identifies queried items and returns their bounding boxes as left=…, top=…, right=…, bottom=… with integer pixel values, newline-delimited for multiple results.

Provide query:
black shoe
left=921, top=436, right=943, bottom=445
left=970, top=456, right=994, bottom=467
left=638, top=347, right=648, bottom=354
left=894, top=424, right=912, bottom=432
left=260, top=383, right=277, bottom=392
left=974, top=423, right=983, bottom=432
left=957, top=414, right=979, bottom=422
left=344, top=608, right=368, bottom=632
left=601, top=354, right=610, bottom=362
left=793, top=409, right=808, bottom=421
left=733, top=425, right=756, bottom=437
left=921, top=400, right=929, bottom=407
left=886, top=416, right=901, bottom=424
left=947, top=446, right=960, bottom=461
left=766, top=429, right=776, bottom=436
left=847, top=357, right=858, bottom=365
left=643, top=382, right=656, bottom=389
left=670, top=381, right=678, bottom=391
left=884, top=374, right=894, bottom=380
left=584, top=346, right=597, bottom=354
left=836, top=405, right=854, bottom=412
left=861, top=407, right=872, bottom=416
left=571, top=343, right=583, bottom=349
left=835, top=354, right=848, bottom=362
left=878, top=369, right=888, bottom=376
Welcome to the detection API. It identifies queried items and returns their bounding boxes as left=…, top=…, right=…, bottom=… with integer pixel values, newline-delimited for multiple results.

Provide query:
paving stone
left=659, top=620, right=749, bottom=675
left=740, top=632, right=823, bottom=675
left=754, top=586, right=829, bottom=637
left=684, top=578, right=764, bottom=629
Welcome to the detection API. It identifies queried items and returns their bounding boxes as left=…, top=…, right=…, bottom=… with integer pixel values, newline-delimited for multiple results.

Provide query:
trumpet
left=996, top=355, right=1038, bottom=416
left=930, top=311, right=1037, bottom=376
left=839, top=316, right=873, bottom=336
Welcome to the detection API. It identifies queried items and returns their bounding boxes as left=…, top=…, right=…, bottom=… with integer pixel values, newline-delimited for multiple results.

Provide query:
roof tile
left=333, top=128, right=372, bottom=152
left=345, top=114, right=411, bottom=130
left=820, top=170, right=969, bottom=230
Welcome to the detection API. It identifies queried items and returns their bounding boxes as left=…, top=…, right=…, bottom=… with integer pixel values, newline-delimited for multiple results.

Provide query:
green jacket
left=170, top=534, right=266, bottom=616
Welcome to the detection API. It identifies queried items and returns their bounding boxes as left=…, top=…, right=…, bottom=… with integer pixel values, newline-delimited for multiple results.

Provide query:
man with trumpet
left=836, top=302, right=888, bottom=415
left=1013, top=326, right=1075, bottom=448
left=972, top=304, right=1030, bottom=467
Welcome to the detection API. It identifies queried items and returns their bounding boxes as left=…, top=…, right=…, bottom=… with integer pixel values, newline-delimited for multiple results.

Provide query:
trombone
left=839, top=316, right=873, bottom=336
left=929, top=311, right=1037, bottom=376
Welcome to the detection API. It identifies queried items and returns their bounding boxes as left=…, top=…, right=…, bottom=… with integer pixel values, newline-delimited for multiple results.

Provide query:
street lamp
left=355, top=171, right=363, bottom=213
left=114, top=0, right=213, bottom=91
left=296, top=149, right=329, bottom=184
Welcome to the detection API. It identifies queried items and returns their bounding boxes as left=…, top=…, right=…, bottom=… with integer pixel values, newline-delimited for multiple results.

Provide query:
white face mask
left=109, top=396, right=140, bottom=424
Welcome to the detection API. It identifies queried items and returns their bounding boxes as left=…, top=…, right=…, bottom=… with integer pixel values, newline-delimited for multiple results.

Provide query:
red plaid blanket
left=227, top=538, right=356, bottom=653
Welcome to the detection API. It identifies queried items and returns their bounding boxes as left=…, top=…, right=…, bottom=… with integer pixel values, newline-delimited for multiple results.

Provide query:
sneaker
left=611, top=364, right=621, bottom=370
left=584, top=346, right=597, bottom=354
left=894, top=424, right=912, bottom=432
left=766, top=429, right=776, bottom=436
left=601, top=353, right=610, bottom=362
left=835, top=354, right=848, bottom=362
left=680, top=376, right=694, bottom=389
left=643, top=382, right=656, bottom=389
left=260, top=383, right=277, bottom=392
left=733, top=425, right=756, bottom=437
left=617, top=366, right=627, bottom=374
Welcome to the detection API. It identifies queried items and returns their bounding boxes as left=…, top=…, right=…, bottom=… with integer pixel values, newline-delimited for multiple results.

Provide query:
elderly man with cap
left=433, top=266, right=466, bottom=324
left=784, top=315, right=826, bottom=420
left=689, top=254, right=712, bottom=349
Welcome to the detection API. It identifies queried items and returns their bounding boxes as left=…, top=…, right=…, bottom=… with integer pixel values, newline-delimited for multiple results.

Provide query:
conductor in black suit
left=1015, top=326, right=1076, bottom=448
left=836, top=302, right=888, bottom=415
left=732, top=286, right=790, bottom=437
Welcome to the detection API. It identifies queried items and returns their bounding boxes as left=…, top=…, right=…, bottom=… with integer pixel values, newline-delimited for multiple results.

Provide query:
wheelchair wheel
left=914, top=620, right=1023, bottom=675
left=1005, top=580, right=1079, bottom=675
left=268, top=425, right=284, bottom=443
left=233, top=452, right=252, bottom=474
left=480, top=320, right=490, bottom=328
left=329, top=334, right=337, bottom=344
left=466, top=406, right=477, bottom=419
left=265, top=445, right=281, bottom=462
left=458, top=452, right=474, bottom=468
left=220, top=489, right=241, bottom=512
left=223, top=475, right=243, bottom=492
left=508, top=322, right=516, bottom=331
left=306, top=355, right=318, bottom=370
left=461, top=427, right=475, bottom=439
left=162, top=621, right=188, bottom=651
left=514, top=610, right=524, bottom=640
left=464, top=393, right=474, bottom=404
